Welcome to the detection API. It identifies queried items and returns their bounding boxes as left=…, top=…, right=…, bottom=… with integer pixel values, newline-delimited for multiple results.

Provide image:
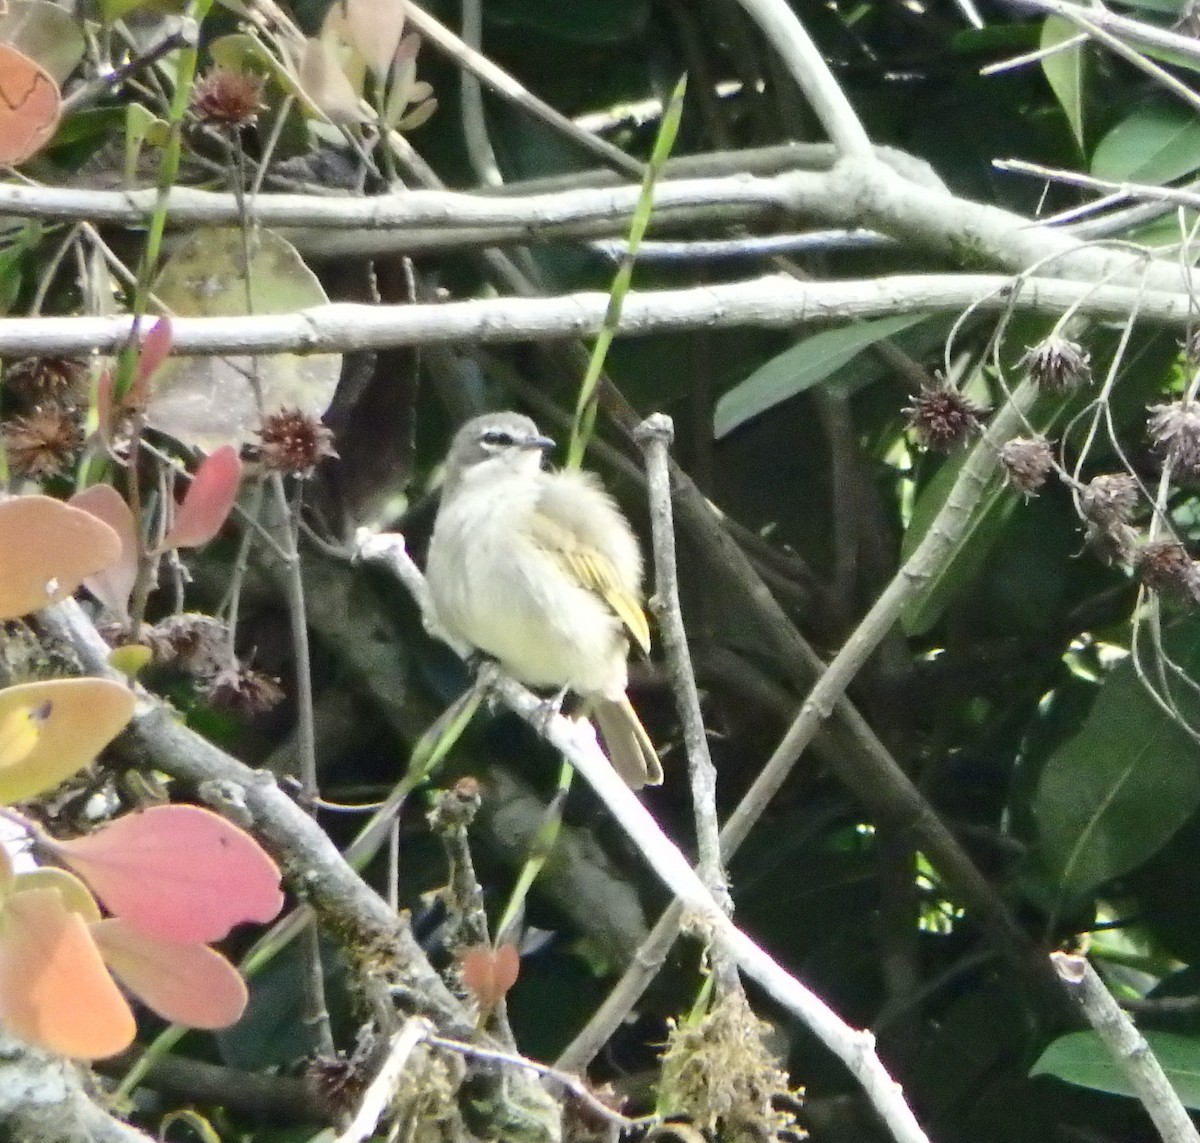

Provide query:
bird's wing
left=525, top=510, right=651, bottom=654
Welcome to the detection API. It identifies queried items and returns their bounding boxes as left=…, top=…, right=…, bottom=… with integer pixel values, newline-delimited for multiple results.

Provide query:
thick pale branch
left=0, top=274, right=1190, bottom=357
left=0, top=162, right=1171, bottom=284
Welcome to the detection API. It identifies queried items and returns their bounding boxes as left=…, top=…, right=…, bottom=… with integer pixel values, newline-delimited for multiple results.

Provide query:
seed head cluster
left=257, top=408, right=337, bottom=475
left=905, top=384, right=985, bottom=451
left=1023, top=336, right=1092, bottom=394
left=1148, top=400, right=1200, bottom=480
left=999, top=435, right=1054, bottom=495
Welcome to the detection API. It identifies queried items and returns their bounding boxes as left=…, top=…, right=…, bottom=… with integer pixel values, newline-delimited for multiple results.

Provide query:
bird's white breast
left=426, top=467, right=629, bottom=697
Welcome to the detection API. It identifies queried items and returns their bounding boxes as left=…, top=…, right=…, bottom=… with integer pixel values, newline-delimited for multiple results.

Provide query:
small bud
left=1081, top=473, right=1138, bottom=526
left=904, top=384, right=985, bottom=451
left=1137, top=539, right=1200, bottom=602
left=4, top=406, right=83, bottom=478
left=1022, top=337, right=1092, bottom=393
left=191, top=68, right=266, bottom=127
left=999, top=435, right=1054, bottom=495
left=1148, top=400, right=1200, bottom=480
left=257, top=408, right=337, bottom=476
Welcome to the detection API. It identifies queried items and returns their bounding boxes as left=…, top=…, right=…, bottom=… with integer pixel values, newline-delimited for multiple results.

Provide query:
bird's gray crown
left=443, top=411, right=555, bottom=490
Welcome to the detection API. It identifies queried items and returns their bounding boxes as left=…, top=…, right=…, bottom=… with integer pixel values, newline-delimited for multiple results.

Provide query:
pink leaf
left=160, top=446, right=242, bottom=551
left=50, top=805, right=284, bottom=944
left=132, top=316, right=173, bottom=400
left=68, top=485, right=138, bottom=621
left=92, top=919, right=248, bottom=1029
left=460, top=943, right=520, bottom=1013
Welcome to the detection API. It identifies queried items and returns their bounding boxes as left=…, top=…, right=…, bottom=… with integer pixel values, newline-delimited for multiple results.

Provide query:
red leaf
left=0, top=495, right=122, bottom=620
left=50, top=804, right=284, bottom=943
left=68, top=485, right=138, bottom=621
left=0, top=45, right=62, bottom=166
left=160, top=446, right=242, bottom=550
left=131, top=316, right=173, bottom=401
left=0, top=887, right=135, bottom=1058
left=91, top=919, right=248, bottom=1029
left=460, top=943, right=520, bottom=1012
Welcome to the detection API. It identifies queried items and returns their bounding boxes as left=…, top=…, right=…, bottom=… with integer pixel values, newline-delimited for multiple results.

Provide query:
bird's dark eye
left=481, top=429, right=514, bottom=447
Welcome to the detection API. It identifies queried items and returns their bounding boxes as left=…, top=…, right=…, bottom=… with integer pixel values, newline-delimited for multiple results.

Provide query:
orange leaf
left=0, top=44, right=61, bottom=166
left=0, top=887, right=135, bottom=1058
left=0, top=495, right=122, bottom=620
left=68, top=485, right=138, bottom=621
left=51, top=804, right=284, bottom=943
left=0, top=699, right=47, bottom=769
left=159, top=446, right=241, bottom=550
left=460, top=943, right=520, bottom=1013
left=92, top=919, right=248, bottom=1029
left=0, top=678, right=133, bottom=804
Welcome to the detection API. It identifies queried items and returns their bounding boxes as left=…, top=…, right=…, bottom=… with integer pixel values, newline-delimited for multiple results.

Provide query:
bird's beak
left=528, top=434, right=556, bottom=452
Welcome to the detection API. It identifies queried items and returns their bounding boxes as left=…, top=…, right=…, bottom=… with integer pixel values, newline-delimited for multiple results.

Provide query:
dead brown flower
left=257, top=408, right=337, bottom=475
left=904, top=384, right=986, bottom=451
left=1148, top=400, right=1200, bottom=480
left=999, top=435, right=1055, bottom=495
left=5, top=406, right=83, bottom=478
left=1022, top=336, right=1092, bottom=394
left=191, top=68, right=266, bottom=127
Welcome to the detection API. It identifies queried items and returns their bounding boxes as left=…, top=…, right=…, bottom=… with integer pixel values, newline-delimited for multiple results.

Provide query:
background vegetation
left=8, top=0, right=1200, bottom=1139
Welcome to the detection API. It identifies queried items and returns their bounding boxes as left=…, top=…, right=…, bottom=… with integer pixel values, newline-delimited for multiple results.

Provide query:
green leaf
left=485, top=0, right=649, bottom=42
left=1092, top=100, right=1200, bottom=184
left=714, top=313, right=931, bottom=439
left=145, top=228, right=341, bottom=451
left=1115, top=0, right=1187, bottom=14
left=900, top=455, right=1018, bottom=638
left=1033, top=618, right=1200, bottom=901
left=0, top=0, right=85, bottom=85
left=1040, top=17, right=1085, bottom=148
left=1032, top=1030, right=1200, bottom=1107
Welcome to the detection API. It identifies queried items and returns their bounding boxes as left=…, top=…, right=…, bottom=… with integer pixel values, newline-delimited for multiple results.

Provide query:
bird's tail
left=589, top=695, right=663, bottom=788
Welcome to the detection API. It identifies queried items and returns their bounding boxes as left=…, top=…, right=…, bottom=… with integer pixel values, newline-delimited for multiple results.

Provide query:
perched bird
left=425, top=411, right=662, bottom=788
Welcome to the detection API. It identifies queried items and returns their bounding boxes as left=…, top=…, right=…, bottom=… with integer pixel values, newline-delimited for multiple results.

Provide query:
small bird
left=425, top=411, right=662, bottom=788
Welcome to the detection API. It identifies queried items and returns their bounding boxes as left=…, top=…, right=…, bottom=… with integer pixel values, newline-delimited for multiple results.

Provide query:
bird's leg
left=532, top=685, right=570, bottom=738
left=469, top=656, right=504, bottom=710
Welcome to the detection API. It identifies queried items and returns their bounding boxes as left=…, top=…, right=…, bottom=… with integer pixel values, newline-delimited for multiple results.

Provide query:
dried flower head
left=4, top=357, right=86, bottom=408
left=660, top=989, right=803, bottom=1139
left=1022, top=336, right=1092, bottom=393
left=904, top=384, right=985, bottom=451
left=1086, top=521, right=1138, bottom=567
left=191, top=68, right=266, bottom=127
left=1081, top=473, right=1139, bottom=526
left=1148, top=400, right=1200, bottom=480
left=257, top=408, right=337, bottom=475
left=1137, top=539, right=1200, bottom=602
left=1080, top=474, right=1139, bottom=567
left=5, top=406, right=83, bottom=478
left=202, top=665, right=285, bottom=714
left=999, top=435, right=1055, bottom=495
left=143, top=613, right=228, bottom=675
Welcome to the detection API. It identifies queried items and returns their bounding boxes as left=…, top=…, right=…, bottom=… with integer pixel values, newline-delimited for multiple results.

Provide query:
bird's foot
left=532, top=686, right=570, bottom=737
left=469, top=656, right=504, bottom=710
